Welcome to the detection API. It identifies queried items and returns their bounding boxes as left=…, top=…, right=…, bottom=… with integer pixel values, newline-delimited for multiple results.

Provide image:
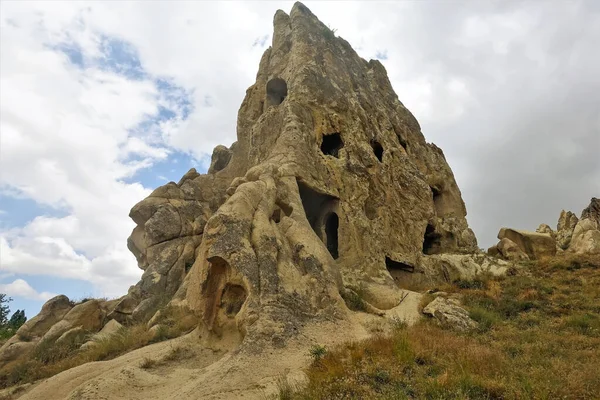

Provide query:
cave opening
left=325, top=212, right=339, bottom=259
left=371, top=140, right=384, bottom=162
left=385, top=257, right=415, bottom=286
left=423, top=223, right=442, bottom=255
left=320, top=133, right=344, bottom=158
left=297, top=179, right=340, bottom=259
left=266, top=78, right=288, bottom=106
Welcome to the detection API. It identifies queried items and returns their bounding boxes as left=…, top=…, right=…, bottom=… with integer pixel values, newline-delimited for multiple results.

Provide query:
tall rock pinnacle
left=122, top=2, right=478, bottom=348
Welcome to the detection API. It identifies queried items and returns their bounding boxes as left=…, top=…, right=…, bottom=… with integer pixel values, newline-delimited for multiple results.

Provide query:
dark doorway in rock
left=321, top=133, right=344, bottom=158
left=297, top=179, right=340, bottom=259
left=325, top=212, right=339, bottom=259
left=297, top=180, right=336, bottom=230
left=423, top=223, right=442, bottom=255
left=371, top=140, right=384, bottom=162
left=266, top=78, right=287, bottom=106
left=385, top=257, right=414, bottom=286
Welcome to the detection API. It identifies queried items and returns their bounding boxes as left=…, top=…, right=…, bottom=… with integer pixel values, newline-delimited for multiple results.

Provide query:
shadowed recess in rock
left=325, top=212, right=339, bottom=259
left=266, top=77, right=287, bottom=106
left=371, top=140, right=384, bottom=162
left=423, top=223, right=442, bottom=255
left=297, top=179, right=340, bottom=258
left=320, top=132, right=343, bottom=158
left=385, top=257, right=415, bottom=287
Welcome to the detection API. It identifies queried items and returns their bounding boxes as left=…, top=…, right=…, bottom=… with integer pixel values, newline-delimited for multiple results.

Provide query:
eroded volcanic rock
left=1, top=2, right=486, bottom=367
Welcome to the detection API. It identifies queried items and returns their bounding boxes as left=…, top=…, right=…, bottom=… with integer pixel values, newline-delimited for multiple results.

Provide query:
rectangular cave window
left=297, top=179, right=340, bottom=259
left=321, top=132, right=344, bottom=158
left=423, top=223, right=442, bottom=255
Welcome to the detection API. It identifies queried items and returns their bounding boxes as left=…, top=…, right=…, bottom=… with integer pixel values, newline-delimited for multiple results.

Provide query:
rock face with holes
left=4, top=3, right=481, bottom=364
left=177, top=2, right=478, bottom=349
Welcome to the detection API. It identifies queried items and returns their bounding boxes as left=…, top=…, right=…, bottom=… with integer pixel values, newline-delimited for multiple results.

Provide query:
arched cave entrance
left=266, top=78, right=287, bottom=106
left=320, top=132, right=344, bottom=158
left=325, top=212, right=339, bottom=260
left=297, top=179, right=340, bottom=259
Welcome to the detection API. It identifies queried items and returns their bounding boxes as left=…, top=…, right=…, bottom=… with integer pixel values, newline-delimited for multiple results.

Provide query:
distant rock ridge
left=488, top=197, right=600, bottom=260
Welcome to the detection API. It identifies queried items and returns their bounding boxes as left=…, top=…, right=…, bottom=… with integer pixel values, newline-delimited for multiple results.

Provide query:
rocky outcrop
left=489, top=198, right=600, bottom=260
left=580, top=197, right=600, bottom=225
left=2, top=2, right=490, bottom=370
left=496, top=237, right=530, bottom=261
left=490, top=228, right=556, bottom=260
left=570, top=218, right=600, bottom=255
left=556, top=210, right=579, bottom=250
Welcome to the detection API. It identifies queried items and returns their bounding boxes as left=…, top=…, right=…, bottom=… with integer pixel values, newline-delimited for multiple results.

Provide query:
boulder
left=536, top=223, right=555, bottom=238
left=422, top=296, right=478, bottom=331
left=41, top=300, right=104, bottom=342
left=497, top=237, right=530, bottom=261
left=497, top=228, right=556, bottom=260
left=12, top=295, right=72, bottom=340
left=569, top=218, right=600, bottom=255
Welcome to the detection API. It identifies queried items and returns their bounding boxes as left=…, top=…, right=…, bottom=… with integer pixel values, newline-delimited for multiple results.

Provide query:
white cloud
left=0, top=279, right=56, bottom=301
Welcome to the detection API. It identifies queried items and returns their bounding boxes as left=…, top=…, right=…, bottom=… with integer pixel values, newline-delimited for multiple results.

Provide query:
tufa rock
left=580, top=197, right=600, bottom=225
left=496, top=228, right=556, bottom=260
left=41, top=300, right=104, bottom=342
left=536, top=223, right=555, bottom=238
left=556, top=210, right=579, bottom=250
left=569, top=218, right=600, bottom=255
left=9, top=2, right=489, bottom=368
left=496, top=237, right=530, bottom=261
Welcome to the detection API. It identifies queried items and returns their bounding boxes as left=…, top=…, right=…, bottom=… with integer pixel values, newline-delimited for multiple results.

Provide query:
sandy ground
left=11, top=290, right=421, bottom=400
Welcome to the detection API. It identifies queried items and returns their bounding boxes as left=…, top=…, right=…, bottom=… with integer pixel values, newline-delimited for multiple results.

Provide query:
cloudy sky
left=1, top=1, right=599, bottom=318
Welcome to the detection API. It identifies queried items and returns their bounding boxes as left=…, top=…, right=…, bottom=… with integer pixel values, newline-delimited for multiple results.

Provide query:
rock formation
left=489, top=197, right=600, bottom=260
left=2, top=2, right=506, bottom=384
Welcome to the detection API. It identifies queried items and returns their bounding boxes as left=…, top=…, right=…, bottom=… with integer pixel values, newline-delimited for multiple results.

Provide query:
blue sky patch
left=122, top=150, right=209, bottom=190
left=0, top=194, right=69, bottom=229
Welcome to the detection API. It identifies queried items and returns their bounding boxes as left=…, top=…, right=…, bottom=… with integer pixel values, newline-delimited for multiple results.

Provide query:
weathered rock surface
left=1, top=2, right=494, bottom=387
left=496, top=228, right=556, bottom=260
left=570, top=218, right=600, bottom=255
left=422, top=296, right=478, bottom=331
left=556, top=210, right=579, bottom=250
left=497, top=237, right=530, bottom=261
left=580, top=197, right=600, bottom=225
left=41, top=300, right=104, bottom=342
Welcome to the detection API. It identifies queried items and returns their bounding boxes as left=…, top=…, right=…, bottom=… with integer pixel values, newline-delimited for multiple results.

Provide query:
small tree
left=0, top=293, right=11, bottom=326
left=9, top=310, right=27, bottom=330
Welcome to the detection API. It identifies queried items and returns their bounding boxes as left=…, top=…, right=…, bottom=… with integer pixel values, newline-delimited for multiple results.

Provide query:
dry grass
left=0, top=305, right=198, bottom=389
left=287, top=253, right=600, bottom=399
